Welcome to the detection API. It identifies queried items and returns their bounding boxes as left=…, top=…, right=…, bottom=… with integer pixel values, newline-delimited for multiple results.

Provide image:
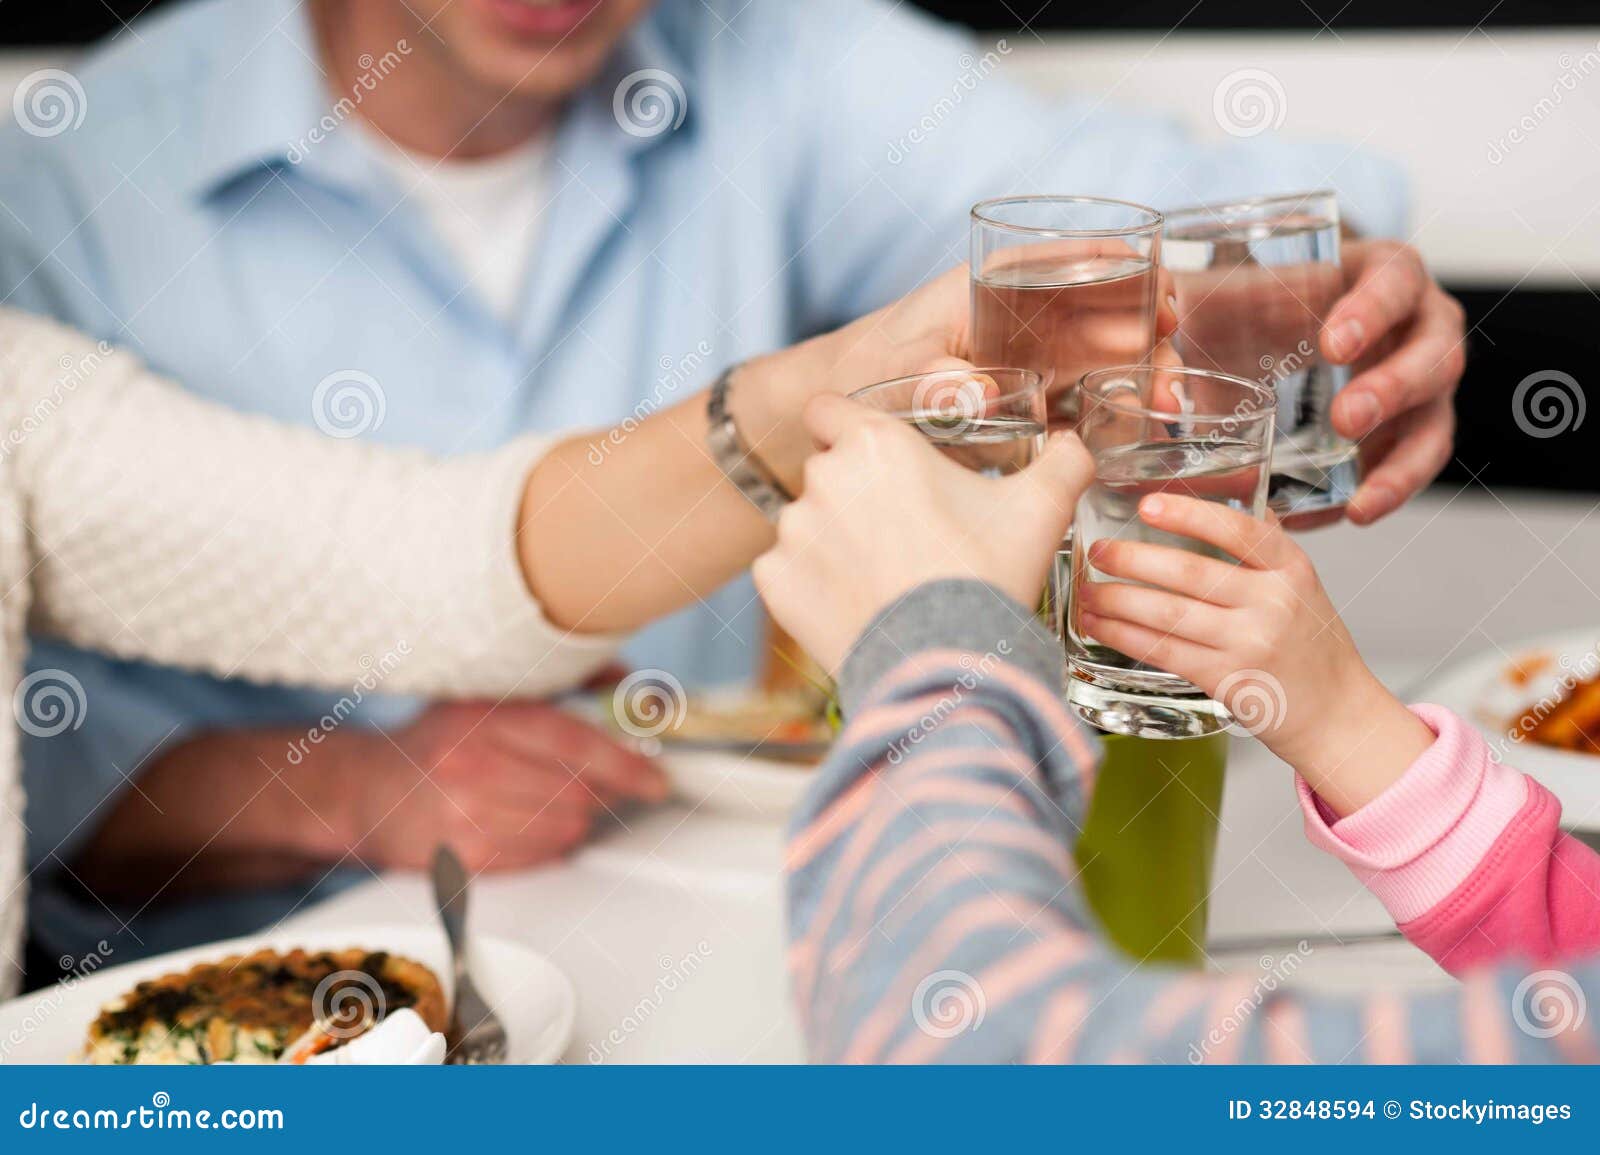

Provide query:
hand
left=731, top=267, right=973, bottom=493
left=752, top=393, right=1094, bottom=674
left=1322, top=240, right=1466, bottom=525
left=351, top=700, right=668, bottom=871
left=1076, top=495, right=1433, bottom=816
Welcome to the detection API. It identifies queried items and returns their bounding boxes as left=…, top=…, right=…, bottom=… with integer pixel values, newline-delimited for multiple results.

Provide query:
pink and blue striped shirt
left=785, top=579, right=1600, bottom=1063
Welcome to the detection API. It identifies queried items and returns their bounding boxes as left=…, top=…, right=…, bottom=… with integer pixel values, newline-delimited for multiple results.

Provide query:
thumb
left=802, top=392, right=898, bottom=450
left=1009, top=432, right=1094, bottom=539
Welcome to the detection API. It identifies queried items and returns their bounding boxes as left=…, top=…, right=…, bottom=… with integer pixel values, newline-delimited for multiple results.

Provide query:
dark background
left=0, top=0, right=1593, bottom=494
left=3, top=1, right=1599, bottom=37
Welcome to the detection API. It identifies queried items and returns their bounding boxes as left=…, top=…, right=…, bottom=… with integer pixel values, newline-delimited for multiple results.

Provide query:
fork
left=431, top=845, right=509, bottom=1065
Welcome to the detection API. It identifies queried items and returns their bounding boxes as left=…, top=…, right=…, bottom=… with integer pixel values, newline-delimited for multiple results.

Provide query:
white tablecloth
left=282, top=490, right=1600, bottom=1061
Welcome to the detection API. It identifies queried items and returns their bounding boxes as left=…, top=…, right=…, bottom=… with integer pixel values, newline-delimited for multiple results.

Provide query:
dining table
left=279, top=487, right=1600, bottom=1062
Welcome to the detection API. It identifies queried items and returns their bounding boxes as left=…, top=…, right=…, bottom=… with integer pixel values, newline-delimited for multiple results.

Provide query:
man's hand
left=1322, top=240, right=1467, bottom=525
left=351, top=700, right=667, bottom=872
left=752, top=393, right=1093, bottom=673
left=75, top=702, right=668, bottom=899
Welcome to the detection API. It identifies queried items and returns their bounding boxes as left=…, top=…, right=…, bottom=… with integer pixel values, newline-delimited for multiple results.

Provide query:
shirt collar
left=181, top=0, right=696, bottom=203
left=180, top=0, right=350, bottom=201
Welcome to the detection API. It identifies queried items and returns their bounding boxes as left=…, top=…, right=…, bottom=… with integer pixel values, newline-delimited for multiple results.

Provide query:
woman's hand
left=1076, top=496, right=1433, bottom=815
left=730, top=267, right=974, bottom=494
left=752, top=393, right=1094, bottom=674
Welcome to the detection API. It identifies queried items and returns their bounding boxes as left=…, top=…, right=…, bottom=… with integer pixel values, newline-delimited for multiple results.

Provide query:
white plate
left=1411, top=627, right=1600, bottom=831
left=0, top=923, right=574, bottom=1065
left=656, top=748, right=814, bottom=820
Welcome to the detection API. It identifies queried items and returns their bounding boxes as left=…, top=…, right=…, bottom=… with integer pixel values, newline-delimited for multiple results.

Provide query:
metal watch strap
left=706, top=365, right=793, bottom=522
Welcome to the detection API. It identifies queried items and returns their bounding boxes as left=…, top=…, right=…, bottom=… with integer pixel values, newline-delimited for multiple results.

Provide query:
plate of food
left=603, top=680, right=835, bottom=819
left=1412, top=627, right=1600, bottom=830
left=0, top=924, right=574, bottom=1065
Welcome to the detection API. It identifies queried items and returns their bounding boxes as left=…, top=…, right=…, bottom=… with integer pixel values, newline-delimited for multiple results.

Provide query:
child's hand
left=753, top=394, right=1093, bottom=676
left=1076, top=494, right=1433, bottom=816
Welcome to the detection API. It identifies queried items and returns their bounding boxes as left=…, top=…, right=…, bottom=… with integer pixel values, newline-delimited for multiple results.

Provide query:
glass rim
left=1162, top=188, right=1338, bottom=226
left=849, top=367, right=1044, bottom=417
left=1077, top=363, right=1277, bottom=421
left=970, top=194, right=1164, bottom=239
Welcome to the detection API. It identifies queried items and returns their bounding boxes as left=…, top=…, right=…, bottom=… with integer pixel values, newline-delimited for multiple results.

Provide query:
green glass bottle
left=1073, top=732, right=1228, bottom=966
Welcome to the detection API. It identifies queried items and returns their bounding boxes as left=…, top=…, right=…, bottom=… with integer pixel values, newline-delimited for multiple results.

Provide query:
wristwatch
left=706, top=365, right=793, bottom=522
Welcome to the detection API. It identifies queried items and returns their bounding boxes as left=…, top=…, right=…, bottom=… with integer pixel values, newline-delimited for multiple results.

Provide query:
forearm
left=73, top=728, right=370, bottom=900
left=520, top=384, right=776, bottom=633
left=789, top=583, right=1598, bottom=1064
left=2, top=310, right=616, bottom=699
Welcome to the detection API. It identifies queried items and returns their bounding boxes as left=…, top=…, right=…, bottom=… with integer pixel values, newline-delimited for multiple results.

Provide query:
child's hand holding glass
left=1076, top=495, right=1435, bottom=817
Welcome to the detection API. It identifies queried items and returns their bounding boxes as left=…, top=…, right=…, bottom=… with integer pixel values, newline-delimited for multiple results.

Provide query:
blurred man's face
left=408, top=0, right=657, bottom=100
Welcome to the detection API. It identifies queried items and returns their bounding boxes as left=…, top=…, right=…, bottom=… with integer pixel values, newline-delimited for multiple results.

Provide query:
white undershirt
left=361, top=125, right=552, bottom=326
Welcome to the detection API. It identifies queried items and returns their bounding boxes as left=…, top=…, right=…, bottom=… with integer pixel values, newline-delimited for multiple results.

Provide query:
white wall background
left=4, top=28, right=1598, bottom=286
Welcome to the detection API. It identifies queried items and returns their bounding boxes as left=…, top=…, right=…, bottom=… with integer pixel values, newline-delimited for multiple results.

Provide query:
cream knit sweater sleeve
left=0, top=308, right=623, bottom=698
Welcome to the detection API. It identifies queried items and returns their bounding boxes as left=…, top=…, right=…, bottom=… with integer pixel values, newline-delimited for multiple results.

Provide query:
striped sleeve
left=785, top=579, right=1600, bottom=1064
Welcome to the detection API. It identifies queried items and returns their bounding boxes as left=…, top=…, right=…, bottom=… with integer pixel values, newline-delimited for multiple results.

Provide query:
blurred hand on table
left=75, top=700, right=667, bottom=899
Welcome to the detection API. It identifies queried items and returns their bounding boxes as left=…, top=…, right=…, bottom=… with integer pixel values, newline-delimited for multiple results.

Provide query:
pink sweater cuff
left=1296, top=704, right=1527, bottom=923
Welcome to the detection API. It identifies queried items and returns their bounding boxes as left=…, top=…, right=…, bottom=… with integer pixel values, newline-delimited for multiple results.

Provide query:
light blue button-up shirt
left=0, top=0, right=1404, bottom=959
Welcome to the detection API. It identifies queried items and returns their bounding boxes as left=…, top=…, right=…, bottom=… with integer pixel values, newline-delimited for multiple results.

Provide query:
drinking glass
left=849, top=367, right=1046, bottom=478
left=970, top=196, right=1164, bottom=428
left=1066, top=364, right=1276, bottom=739
left=1163, top=190, right=1355, bottom=523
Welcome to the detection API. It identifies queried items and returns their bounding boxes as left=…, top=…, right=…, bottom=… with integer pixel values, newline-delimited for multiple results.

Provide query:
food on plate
left=1511, top=669, right=1600, bottom=753
left=85, top=947, right=446, bottom=1065
left=611, top=680, right=833, bottom=759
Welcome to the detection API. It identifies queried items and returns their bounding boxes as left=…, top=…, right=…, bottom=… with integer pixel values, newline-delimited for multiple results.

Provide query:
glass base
left=1268, top=442, right=1359, bottom=522
left=1067, top=671, right=1233, bottom=739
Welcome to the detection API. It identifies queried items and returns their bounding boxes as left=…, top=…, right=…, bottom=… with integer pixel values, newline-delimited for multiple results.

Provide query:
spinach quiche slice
left=85, top=947, right=447, bottom=1065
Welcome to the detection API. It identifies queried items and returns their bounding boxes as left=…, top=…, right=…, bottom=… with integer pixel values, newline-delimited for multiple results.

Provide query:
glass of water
left=1066, top=364, right=1276, bottom=739
left=1162, top=190, right=1354, bottom=524
left=970, top=196, right=1163, bottom=428
left=849, top=367, right=1047, bottom=477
